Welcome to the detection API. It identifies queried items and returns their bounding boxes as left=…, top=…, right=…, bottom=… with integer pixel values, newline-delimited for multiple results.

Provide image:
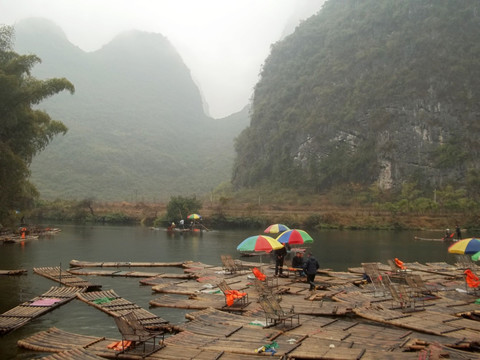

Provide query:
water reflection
left=0, top=224, right=457, bottom=359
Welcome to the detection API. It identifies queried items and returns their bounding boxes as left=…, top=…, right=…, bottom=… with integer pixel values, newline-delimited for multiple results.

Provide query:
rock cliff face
left=233, top=0, right=480, bottom=193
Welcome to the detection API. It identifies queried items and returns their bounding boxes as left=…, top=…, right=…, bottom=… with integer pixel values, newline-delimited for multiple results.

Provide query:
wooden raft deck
left=37, top=348, right=105, bottom=360
left=70, top=259, right=186, bottom=268
left=34, top=266, right=102, bottom=290
left=68, top=268, right=162, bottom=278
left=17, top=326, right=116, bottom=355
left=69, top=268, right=193, bottom=280
left=14, top=260, right=480, bottom=358
left=18, top=308, right=480, bottom=359
left=0, top=269, right=27, bottom=275
left=76, top=289, right=168, bottom=329
left=0, top=286, right=84, bottom=335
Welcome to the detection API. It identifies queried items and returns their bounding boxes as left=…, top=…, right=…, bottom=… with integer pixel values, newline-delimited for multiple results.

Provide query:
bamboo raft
left=76, top=289, right=169, bottom=329
left=33, top=266, right=102, bottom=290
left=69, top=267, right=194, bottom=279
left=18, top=308, right=480, bottom=359
left=0, top=269, right=27, bottom=275
left=0, top=286, right=84, bottom=335
left=1, top=235, right=39, bottom=243
left=13, top=260, right=480, bottom=358
left=36, top=348, right=104, bottom=360
left=17, top=327, right=117, bottom=355
left=69, top=259, right=187, bottom=268
left=68, top=268, right=162, bottom=278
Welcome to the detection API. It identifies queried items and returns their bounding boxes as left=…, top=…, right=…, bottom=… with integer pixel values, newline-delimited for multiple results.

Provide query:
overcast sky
left=0, top=0, right=325, bottom=118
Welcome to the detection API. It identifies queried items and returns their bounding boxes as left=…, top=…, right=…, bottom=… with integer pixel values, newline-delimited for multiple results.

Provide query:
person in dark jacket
left=291, top=251, right=305, bottom=276
left=455, top=224, right=462, bottom=241
left=274, top=245, right=287, bottom=276
left=303, top=252, right=320, bottom=290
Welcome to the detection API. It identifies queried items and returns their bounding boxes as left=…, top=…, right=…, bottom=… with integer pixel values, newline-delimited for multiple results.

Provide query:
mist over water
left=0, top=224, right=455, bottom=359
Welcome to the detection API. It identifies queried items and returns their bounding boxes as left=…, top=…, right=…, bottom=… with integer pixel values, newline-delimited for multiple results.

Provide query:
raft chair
left=362, top=262, right=388, bottom=297
left=252, top=267, right=278, bottom=288
left=405, top=274, right=439, bottom=298
left=217, top=279, right=250, bottom=310
left=464, top=269, right=480, bottom=294
left=220, top=254, right=242, bottom=274
left=387, top=283, right=424, bottom=312
left=113, top=311, right=165, bottom=358
left=258, top=293, right=300, bottom=330
left=253, top=278, right=282, bottom=302
left=388, top=258, right=410, bottom=278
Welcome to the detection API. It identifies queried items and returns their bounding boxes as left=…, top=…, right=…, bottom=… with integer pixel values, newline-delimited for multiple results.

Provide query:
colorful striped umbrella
left=237, top=235, right=283, bottom=253
left=276, top=229, right=313, bottom=245
left=264, top=224, right=290, bottom=234
left=187, top=214, right=202, bottom=220
left=448, top=238, right=480, bottom=254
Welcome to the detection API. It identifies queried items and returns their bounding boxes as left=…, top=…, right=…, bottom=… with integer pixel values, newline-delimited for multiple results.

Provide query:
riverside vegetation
left=27, top=182, right=480, bottom=232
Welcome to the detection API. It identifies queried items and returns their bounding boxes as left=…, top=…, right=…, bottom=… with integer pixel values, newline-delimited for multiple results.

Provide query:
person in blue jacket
left=303, top=252, right=320, bottom=290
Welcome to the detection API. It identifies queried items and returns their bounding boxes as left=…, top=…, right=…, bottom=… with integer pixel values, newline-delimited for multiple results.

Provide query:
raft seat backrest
left=217, top=280, right=249, bottom=308
left=362, top=262, right=387, bottom=297
left=113, top=311, right=164, bottom=357
left=221, top=255, right=240, bottom=274
left=405, top=274, right=433, bottom=296
left=253, top=278, right=281, bottom=301
left=258, top=294, right=299, bottom=328
left=388, top=283, right=423, bottom=312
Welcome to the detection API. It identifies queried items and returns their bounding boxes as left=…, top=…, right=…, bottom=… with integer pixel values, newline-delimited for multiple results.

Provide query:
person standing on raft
left=303, top=252, right=320, bottom=291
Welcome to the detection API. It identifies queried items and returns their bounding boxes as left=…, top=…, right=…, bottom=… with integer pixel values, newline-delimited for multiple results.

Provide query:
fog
left=0, top=0, right=325, bottom=118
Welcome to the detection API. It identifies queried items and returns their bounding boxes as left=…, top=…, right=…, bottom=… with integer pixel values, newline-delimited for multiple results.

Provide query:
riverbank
left=30, top=199, right=471, bottom=231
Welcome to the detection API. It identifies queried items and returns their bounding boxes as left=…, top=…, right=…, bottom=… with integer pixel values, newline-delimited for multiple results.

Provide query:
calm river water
left=0, top=224, right=459, bottom=359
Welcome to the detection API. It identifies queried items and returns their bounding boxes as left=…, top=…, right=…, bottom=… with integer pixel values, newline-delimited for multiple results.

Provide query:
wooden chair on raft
left=258, top=293, right=300, bottom=330
left=253, top=278, right=282, bottom=302
left=251, top=267, right=278, bottom=288
left=388, top=258, right=410, bottom=277
left=362, top=262, right=388, bottom=297
left=220, top=254, right=243, bottom=274
left=387, top=283, right=424, bottom=312
left=405, top=274, right=439, bottom=298
left=217, top=279, right=249, bottom=310
left=113, top=311, right=164, bottom=358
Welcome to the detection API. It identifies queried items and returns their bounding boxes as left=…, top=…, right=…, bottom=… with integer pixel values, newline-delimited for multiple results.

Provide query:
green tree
left=0, top=25, right=74, bottom=226
left=165, top=195, right=202, bottom=222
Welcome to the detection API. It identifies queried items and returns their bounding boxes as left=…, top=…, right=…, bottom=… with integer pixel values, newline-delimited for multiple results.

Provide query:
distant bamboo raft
left=17, top=327, right=116, bottom=355
left=0, top=269, right=27, bottom=275
left=76, top=289, right=168, bottom=329
left=68, top=268, right=193, bottom=279
left=33, top=266, right=102, bottom=290
left=0, top=286, right=84, bottom=335
left=68, top=268, right=162, bottom=278
left=69, top=259, right=186, bottom=268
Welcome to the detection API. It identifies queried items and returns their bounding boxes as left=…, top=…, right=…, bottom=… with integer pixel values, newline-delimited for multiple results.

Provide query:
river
left=0, top=224, right=457, bottom=359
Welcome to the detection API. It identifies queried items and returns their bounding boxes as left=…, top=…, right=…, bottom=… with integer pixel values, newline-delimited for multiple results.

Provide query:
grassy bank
left=27, top=197, right=477, bottom=232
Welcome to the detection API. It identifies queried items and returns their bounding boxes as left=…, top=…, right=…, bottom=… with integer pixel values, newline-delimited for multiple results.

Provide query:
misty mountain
left=233, top=0, right=480, bottom=194
left=14, top=18, right=249, bottom=201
